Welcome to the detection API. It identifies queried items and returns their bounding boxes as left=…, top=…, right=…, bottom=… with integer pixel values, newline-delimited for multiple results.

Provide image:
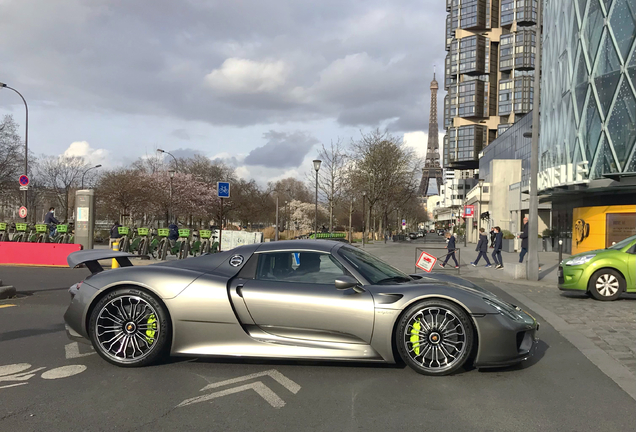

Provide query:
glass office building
left=539, top=0, right=636, bottom=253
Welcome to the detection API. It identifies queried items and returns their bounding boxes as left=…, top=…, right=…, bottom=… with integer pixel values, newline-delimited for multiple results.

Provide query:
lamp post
left=284, top=200, right=288, bottom=233
left=275, top=195, right=279, bottom=241
left=313, top=159, right=321, bottom=239
left=362, top=191, right=366, bottom=248
left=168, top=169, right=175, bottom=223
left=478, top=178, right=484, bottom=235
left=157, top=149, right=179, bottom=171
left=0, top=82, right=28, bottom=214
left=81, top=164, right=102, bottom=189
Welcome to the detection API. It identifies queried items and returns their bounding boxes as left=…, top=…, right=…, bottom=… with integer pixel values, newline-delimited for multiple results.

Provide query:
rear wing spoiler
left=67, top=250, right=137, bottom=274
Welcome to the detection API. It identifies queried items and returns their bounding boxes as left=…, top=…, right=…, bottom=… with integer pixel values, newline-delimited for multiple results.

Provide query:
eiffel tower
left=419, top=70, right=444, bottom=197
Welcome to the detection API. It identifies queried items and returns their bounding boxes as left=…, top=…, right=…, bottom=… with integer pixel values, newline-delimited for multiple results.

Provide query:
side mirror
left=335, top=275, right=360, bottom=290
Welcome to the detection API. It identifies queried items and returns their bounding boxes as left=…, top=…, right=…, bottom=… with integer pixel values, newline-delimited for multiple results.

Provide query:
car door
left=627, top=243, right=636, bottom=289
left=236, top=251, right=375, bottom=344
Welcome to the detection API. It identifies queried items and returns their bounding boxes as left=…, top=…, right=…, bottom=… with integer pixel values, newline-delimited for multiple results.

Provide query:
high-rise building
left=443, top=0, right=538, bottom=170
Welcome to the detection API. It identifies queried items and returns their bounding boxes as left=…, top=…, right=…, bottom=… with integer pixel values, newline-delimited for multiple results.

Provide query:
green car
left=558, top=234, right=636, bottom=301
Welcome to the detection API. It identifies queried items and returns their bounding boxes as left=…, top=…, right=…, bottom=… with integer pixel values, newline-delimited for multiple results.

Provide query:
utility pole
left=362, top=192, right=366, bottom=248
left=528, top=0, right=543, bottom=281
left=275, top=195, right=279, bottom=241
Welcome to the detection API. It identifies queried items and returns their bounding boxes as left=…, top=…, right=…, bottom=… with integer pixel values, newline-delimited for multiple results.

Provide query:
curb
left=0, top=285, right=17, bottom=300
left=489, top=280, right=636, bottom=402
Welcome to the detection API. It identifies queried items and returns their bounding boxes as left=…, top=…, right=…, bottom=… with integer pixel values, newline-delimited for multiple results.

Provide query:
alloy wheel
left=596, top=274, right=619, bottom=297
left=403, top=306, right=467, bottom=373
left=94, top=296, right=160, bottom=363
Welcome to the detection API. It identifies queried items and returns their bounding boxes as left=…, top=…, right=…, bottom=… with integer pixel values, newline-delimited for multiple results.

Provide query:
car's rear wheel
left=396, top=299, right=474, bottom=376
left=88, top=287, right=171, bottom=367
left=588, top=269, right=624, bottom=301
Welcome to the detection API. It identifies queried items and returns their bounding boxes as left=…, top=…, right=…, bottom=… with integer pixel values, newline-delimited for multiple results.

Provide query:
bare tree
left=315, top=139, right=349, bottom=232
left=0, top=115, right=24, bottom=202
left=37, top=155, right=88, bottom=221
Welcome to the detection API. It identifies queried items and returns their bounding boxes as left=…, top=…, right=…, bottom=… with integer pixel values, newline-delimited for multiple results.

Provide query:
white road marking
left=0, top=364, right=46, bottom=388
left=0, top=363, right=32, bottom=376
left=178, top=381, right=286, bottom=408
left=199, top=369, right=301, bottom=394
left=65, top=342, right=96, bottom=359
left=0, top=383, right=28, bottom=389
left=41, top=365, right=87, bottom=380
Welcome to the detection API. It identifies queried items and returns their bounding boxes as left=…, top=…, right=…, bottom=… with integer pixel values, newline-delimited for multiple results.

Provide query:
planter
left=543, top=238, right=553, bottom=252
left=502, top=239, right=515, bottom=253
left=538, top=239, right=544, bottom=252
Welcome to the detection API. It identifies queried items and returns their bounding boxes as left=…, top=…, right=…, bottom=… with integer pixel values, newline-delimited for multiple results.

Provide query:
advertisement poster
left=572, top=205, right=636, bottom=255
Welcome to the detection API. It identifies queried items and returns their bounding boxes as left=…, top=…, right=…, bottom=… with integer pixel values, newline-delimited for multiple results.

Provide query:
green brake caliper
left=410, top=320, right=421, bottom=355
left=145, top=314, right=157, bottom=345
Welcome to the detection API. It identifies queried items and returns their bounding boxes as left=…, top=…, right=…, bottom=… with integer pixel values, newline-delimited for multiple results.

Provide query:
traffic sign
left=19, top=175, right=29, bottom=186
left=217, top=182, right=230, bottom=198
left=19, top=185, right=29, bottom=191
left=18, top=206, right=27, bottom=219
left=464, top=205, right=475, bottom=218
left=402, top=219, right=406, bottom=226
left=416, top=250, right=437, bottom=273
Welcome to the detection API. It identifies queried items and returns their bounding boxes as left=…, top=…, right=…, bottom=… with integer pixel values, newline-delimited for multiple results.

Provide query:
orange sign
left=572, top=205, right=636, bottom=255
left=416, top=251, right=437, bottom=273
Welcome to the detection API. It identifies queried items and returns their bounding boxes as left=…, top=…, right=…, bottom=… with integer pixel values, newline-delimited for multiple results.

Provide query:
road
left=1, top=249, right=635, bottom=431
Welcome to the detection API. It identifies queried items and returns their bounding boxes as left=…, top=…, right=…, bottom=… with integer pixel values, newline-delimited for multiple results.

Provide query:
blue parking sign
left=217, top=182, right=230, bottom=198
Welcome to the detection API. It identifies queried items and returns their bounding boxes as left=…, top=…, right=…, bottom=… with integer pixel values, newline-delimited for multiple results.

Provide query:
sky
left=0, top=0, right=447, bottom=185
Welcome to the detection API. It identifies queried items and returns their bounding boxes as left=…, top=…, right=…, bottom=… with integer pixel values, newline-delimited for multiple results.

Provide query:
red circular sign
left=19, top=175, right=29, bottom=186
left=18, top=206, right=27, bottom=218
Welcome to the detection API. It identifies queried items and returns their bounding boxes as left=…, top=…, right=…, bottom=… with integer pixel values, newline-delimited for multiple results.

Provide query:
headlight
left=483, top=298, right=523, bottom=321
left=565, top=254, right=596, bottom=266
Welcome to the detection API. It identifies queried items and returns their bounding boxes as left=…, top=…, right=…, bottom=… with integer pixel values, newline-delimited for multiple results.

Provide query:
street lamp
left=478, top=179, right=484, bottom=235
left=313, top=159, right=321, bottom=239
left=168, top=169, right=175, bottom=223
left=157, top=149, right=179, bottom=171
left=0, top=82, right=28, bottom=213
left=362, top=191, right=367, bottom=248
left=81, top=164, right=102, bottom=189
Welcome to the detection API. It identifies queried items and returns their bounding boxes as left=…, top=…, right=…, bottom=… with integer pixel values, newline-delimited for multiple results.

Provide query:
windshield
left=338, top=246, right=411, bottom=284
left=608, top=234, right=636, bottom=250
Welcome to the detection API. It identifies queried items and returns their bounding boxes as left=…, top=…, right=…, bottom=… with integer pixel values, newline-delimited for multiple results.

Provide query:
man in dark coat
left=471, top=228, right=492, bottom=267
left=439, top=232, right=459, bottom=268
left=519, top=216, right=529, bottom=263
left=492, top=226, right=504, bottom=269
left=44, top=207, right=60, bottom=236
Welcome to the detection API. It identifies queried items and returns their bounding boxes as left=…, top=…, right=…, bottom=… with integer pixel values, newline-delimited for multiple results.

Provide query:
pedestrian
left=44, top=207, right=60, bottom=236
left=490, top=228, right=496, bottom=248
left=109, top=221, right=122, bottom=248
left=519, top=216, right=529, bottom=263
left=492, top=226, right=504, bottom=269
left=471, top=228, right=492, bottom=267
left=439, top=232, right=459, bottom=269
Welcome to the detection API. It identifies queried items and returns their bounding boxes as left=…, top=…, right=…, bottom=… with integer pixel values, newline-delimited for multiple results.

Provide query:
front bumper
left=473, top=310, right=539, bottom=368
left=557, top=265, right=588, bottom=291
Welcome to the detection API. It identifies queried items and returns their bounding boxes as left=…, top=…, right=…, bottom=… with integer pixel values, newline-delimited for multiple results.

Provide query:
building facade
left=443, top=0, right=538, bottom=170
left=539, top=0, right=636, bottom=254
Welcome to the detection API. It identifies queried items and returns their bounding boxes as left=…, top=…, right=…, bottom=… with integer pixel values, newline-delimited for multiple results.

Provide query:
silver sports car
left=64, top=240, right=539, bottom=376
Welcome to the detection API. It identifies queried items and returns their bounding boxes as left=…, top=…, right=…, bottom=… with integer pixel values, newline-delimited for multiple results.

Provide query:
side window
left=256, top=252, right=349, bottom=284
left=628, top=244, right=636, bottom=255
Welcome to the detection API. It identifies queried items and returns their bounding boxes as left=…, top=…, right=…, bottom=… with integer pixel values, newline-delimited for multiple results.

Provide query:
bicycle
left=25, top=223, right=39, bottom=243
left=10, top=223, right=28, bottom=242
left=0, top=223, right=8, bottom=242
left=176, top=229, right=191, bottom=259
left=135, top=228, right=151, bottom=256
left=156, top=228, right=171, bottom=260
left=197, top=229, right=218, bottom=255
left=34, top=224, right=50, bottom=243
left=117, top=226, right=131, bottom=252
left=54, top=224, right=72, bottom=243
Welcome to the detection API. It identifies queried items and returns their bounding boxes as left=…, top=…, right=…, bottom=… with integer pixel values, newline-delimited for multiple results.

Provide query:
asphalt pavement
left=1, top=248, right=635, bottom=431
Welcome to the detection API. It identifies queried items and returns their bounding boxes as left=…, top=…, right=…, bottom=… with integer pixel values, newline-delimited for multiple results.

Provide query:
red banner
left=0, top=243, right=82, bottom=266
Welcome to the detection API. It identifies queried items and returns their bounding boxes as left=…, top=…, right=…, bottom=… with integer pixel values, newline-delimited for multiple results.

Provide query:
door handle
left=236, top=284, right=244, bottom=298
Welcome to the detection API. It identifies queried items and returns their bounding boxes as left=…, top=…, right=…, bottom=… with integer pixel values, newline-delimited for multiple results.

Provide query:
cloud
left=62, top=141, right=109, bottom=166
left=204, top=58, right=289, bottom=94
left=166, top=147, right=204, bottom=159
left=170, top=128, right=190, bottom=140
left=244, top=130, right=319, bottom=168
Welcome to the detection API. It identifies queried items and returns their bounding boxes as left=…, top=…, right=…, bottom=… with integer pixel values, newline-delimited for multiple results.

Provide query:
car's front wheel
left=396, top=299, right=474, bottom=376
left=588, top=269, right=624, bottom=301
left=89, top=287, right=171, bottom=367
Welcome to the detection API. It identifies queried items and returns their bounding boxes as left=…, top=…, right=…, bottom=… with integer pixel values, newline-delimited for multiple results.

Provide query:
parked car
left=408, top=232, right=418, bottom=240
left=558, top=234, right=636, bottom=301
left=64, top=241, right=538, bottom=375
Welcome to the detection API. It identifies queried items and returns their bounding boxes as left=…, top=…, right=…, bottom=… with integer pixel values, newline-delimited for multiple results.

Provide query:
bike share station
left=0, top=175, right=81, bottom=266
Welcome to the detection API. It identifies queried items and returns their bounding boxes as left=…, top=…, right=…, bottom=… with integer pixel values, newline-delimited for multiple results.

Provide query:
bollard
left=558, top=238, right=563, bottom=264
left=112, top=241, right=120, bottom=269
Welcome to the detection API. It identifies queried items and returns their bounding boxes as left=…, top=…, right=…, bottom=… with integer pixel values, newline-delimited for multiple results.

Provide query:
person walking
left=44, top=207, right=60, bottom=237
left=471, top=228, right=492, bottom=267
left=519, top=216, right=529, bottom=263
left=492, top=226, right=504, bottom=269
left=489, top=228, right=496, bottom=248
left=439, top=232, right=459, bottom=268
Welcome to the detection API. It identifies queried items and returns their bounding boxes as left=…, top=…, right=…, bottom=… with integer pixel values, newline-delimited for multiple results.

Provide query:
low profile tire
left=588, top=269, right=624, bottom=301
left=396, top=299, right=474, bottom=376
left=88, top=287, right=171, bottom=367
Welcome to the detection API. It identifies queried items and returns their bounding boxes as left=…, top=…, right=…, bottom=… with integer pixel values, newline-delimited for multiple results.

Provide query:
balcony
left=457, top=80, right=486, bottom=119
left=446, top=125, right=488, bottom=169
left=501, top=0, right=537, bottom=27
left=498, top=76, right=534, bottom=116
left=459, top=35, right=487, bottom=75
left=458, top=0, right=488, bottom=31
